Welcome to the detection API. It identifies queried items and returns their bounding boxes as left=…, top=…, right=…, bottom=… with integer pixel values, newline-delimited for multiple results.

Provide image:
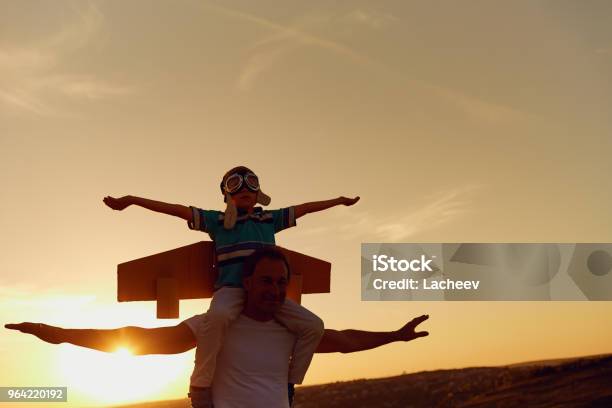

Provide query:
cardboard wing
left=117, top=241, right=331, bottom=318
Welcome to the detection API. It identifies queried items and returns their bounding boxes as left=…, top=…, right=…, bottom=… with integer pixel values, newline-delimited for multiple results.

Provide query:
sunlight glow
left=55, top=343, right=191, bottom=405
left=114, top=346, right=133, bottom=356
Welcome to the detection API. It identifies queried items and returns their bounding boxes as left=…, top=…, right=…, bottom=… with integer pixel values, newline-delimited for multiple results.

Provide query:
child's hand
left=340, top=196, right=360, bottom=206
left=103, top=195, right=132, bottom=211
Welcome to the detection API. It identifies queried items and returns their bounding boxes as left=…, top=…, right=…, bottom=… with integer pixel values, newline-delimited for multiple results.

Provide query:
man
left=5, top=248, right=429, bottom=408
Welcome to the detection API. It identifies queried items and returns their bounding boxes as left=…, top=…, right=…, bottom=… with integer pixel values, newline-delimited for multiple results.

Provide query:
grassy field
left=112, top=353, right=612, bottom=408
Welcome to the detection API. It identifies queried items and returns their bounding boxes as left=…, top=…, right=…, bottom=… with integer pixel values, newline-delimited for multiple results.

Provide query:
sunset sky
left=1, top=0, right=612, bottom=406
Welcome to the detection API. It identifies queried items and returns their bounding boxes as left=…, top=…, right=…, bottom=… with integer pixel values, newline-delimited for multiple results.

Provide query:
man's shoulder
left=182, top=314, right=292, bottom=334
left=182, top=313, right=206, bottom=334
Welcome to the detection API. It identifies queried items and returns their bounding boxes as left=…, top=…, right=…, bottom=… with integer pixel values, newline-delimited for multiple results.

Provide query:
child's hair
left=242, top=247, right=291, bottom=281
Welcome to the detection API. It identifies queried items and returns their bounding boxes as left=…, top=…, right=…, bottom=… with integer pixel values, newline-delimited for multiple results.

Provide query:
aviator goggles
left=223, top=171, right=260, bottom=194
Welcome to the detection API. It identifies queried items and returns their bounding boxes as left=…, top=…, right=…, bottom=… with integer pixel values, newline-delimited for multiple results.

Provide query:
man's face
left=243, top=257, right=289, bottom=315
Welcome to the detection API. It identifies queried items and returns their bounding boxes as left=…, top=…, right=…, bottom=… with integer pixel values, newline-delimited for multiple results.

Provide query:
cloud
left=233, top=8, right=397, bottom=91
left=236, top=43, right=298, bottom=92
left=209, top=4, right=371, bottom=62
left=0, top=283, right=168, bottom=328
left=192, top=2, right=380, bottom=92
left=344, top=9, right=398, bottom=29
left=0, top=3, right=132, bottom=116
left=302, top=184, right=482, bottom=243
left=373, top=185, right=480, bottom=240
left=43, top=3, right=104, bottom=52
left=40, top=75, right=132, bottom=100
left=429, top=85, right=526, bottom=124
left=0, top=284, right=97, bottom=309
left=188, top=2, right=526, bottom=124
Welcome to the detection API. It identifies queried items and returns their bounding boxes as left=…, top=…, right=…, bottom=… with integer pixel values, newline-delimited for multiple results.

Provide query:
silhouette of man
left=6, top=248, right=429, bottom=407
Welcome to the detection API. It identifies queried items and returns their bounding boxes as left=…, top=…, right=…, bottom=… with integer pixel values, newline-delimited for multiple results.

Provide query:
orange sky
left=1, top=1, right=612, bottom=406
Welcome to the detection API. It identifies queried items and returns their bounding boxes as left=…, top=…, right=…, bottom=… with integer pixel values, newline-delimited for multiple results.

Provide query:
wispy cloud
left=237, top=43, right=298, bottom=92
left=343, top=9, right=398, bottom=29
left=0, top=283, right=167, bottom=328
left=210, top=4, right=374, bottom=63
left=195, top=2, right=525, bottom=124
left=0, top=3, right=132, bottom=116
left=235, top=8, right=397, bottom=91
left=429, top=85, right=526, bottom=124
left=0, top=284, right=97, bottom=309
left=595, top=47, right=612, bottom=55
left=299, top=184, right=482, bottom=243
left=193, top=3, right=381, bottom=92
left=372, top=185, right=481, bottom=240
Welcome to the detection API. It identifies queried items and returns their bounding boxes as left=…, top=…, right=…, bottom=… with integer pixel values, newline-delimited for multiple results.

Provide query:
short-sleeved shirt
left=188, top=206, right=296, bottom=288
left=184, top=313, right=295, bottom=408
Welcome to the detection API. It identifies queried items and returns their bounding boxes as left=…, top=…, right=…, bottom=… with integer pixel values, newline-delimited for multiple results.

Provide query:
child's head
left=220, top=166, right=270, bottom=210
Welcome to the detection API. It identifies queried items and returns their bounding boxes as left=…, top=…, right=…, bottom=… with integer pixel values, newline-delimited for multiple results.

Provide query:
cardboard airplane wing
left=117, top=241, right=331, bottom=318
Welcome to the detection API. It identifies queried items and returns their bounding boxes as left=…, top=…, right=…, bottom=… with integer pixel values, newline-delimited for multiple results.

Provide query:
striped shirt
left=188, top=206, right=296, bottom=288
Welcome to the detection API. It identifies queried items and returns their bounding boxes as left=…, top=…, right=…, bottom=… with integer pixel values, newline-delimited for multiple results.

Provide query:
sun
left=54, top=344, right=191, bottom=405
left=115, top=346, right=132, bottom=356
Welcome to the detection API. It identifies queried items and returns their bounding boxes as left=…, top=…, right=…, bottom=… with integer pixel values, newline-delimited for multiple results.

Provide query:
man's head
left=242, top=247, right=291, bottom=316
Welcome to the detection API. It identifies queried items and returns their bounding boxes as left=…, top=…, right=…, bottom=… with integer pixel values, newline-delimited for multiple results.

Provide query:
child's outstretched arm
left=103, top=195, right=192, bottom=222
left=293, top=196, right=359, bottom=219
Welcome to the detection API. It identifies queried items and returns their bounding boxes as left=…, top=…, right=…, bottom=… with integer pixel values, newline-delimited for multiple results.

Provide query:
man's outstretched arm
left=315, top=314, right=429, bottom=353
left=4, top=322, right=196, bottom=355
left=5, top=315, right=428, bottom=355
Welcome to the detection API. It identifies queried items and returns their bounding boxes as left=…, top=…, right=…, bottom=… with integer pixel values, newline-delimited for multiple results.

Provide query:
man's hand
left=5, top=323, right=63, bottom=344
left=103, top=195, right=132, bottom=211
left=394, top=314, right=429, bottom=341
left=339, top=196, right=360, bottom=206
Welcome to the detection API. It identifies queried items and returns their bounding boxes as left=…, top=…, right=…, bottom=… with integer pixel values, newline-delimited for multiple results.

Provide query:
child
left=104, top=166, right=359, bottom=407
